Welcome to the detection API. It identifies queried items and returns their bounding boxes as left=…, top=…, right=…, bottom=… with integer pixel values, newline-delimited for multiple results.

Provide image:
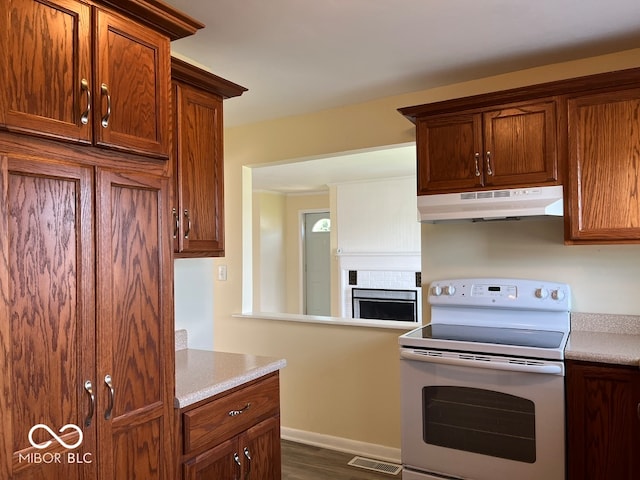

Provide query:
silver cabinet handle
left=233, top=452, right=242, bottom=479
left=172, top=207, right=179, bottom=239
left=183, top=209, right=191, bottom=239
left=100, top=83, right=111, bottom=128
left=243, top=447, right=252, bottom=479
left=80, top=78, right=91, bottom=125
left=474, top=152, right=481, bottom=177
left=228, top=403, right=251, bottom=417
left=486, top=151, right=493, bottom=176
left=637, top=402, right=640, bottom=420
left=104, top=374, right=115, bottom=420
left=84, top=380, right=95, bottom=427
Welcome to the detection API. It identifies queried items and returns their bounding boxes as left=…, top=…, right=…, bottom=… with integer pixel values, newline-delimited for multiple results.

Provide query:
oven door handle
left=400, top=350, right=564, bottom=375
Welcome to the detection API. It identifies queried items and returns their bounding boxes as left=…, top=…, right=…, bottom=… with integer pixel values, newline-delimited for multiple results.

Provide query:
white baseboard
left=281, top=426, right=401, bottom=464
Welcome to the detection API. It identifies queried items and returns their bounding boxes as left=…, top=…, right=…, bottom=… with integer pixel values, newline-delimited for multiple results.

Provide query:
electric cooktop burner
left=405, top=323, right=565, bottom=349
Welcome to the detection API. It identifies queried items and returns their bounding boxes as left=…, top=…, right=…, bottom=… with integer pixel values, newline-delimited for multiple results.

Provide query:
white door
left=303, top=212, right=330, bottom=315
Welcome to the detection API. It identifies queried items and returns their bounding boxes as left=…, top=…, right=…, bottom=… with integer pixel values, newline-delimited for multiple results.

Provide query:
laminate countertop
left=175, top=349, right=287, bottom=408
left=565, top=312, right=640, bottom=367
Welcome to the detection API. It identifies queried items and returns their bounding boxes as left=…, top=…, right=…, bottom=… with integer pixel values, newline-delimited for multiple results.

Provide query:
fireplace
left=352, top=288, right=418, bottom=322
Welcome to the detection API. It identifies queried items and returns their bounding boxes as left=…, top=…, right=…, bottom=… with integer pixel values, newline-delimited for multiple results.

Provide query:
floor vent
left=347, top=456, right=402, bottom=475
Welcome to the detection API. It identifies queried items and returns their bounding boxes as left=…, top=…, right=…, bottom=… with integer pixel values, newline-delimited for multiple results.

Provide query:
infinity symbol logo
left=28, top=424, right=84, bottom=450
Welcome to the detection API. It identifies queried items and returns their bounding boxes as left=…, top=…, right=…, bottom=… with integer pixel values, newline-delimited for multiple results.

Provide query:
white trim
left=234, top=312, right=418, bottom=330
left=281, top=426, right=401, bottom=464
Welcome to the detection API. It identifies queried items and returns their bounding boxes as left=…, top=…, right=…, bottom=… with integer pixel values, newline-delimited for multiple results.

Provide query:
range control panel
left=428, top=278, right=571, bottom=311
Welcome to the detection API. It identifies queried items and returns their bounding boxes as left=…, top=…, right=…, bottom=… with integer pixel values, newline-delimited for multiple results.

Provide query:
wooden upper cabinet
left=483, top=102, right=558, bottom=188
left=567, top=88, right=640, bottom=242
left=0, top=0, right=186, bottom=159
left=416, top=113, right=483, bottom=194
left=415, top=100, right=558, bottom=195
left=93, top=9, right=170, bottom=158
left=0, top=0, right=92, bottom=143
left=171, top=58, right=246, bottom=257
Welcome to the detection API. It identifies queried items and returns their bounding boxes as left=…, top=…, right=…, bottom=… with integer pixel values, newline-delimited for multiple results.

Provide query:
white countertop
left=565, top=312, right=640, bottom=367
left=175, top=349, right=287, bottom=408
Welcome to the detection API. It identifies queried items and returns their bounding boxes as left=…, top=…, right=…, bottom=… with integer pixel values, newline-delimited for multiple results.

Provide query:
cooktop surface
left=402, top=323, right=566, bottom=349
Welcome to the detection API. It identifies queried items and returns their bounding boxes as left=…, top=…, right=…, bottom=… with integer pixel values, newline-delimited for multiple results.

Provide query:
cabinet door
left=567, top=89, right=640, bottom=242
left=94, top=9, right=170, bottom=159
left=566, top=361, right=640, bottom=480
left=416, top=114, right=483, bottom=194
left=0, top=0, right=92, bottom=143
left=95, top=169, right=174, bottom=480
left=0, top=154, right=96, bottom=480
left=173, top=82, right=225, bottom=256
left=483, top=101, right=558, bottom=187
left=240, top=416, right=282, bottom=480
left=183, top=437, right=239, bottom=480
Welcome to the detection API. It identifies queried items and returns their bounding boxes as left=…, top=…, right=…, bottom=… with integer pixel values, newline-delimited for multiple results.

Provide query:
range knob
left=430, top=285, right=442, bottom=296
left=534, top=288, right=549, bottom=299
left=442, top=285, right=456, bottom=296
left=551, top=289, right=565, bottom=301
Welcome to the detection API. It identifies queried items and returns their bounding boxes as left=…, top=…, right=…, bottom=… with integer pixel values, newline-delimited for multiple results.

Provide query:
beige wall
left=213, top=48, right=640, bottom=450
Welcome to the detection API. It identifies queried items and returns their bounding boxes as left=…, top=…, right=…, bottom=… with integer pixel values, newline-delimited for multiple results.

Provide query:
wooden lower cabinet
left=0, top=136, right=174, bottom=480
left=566, top=360, right=640, bottom=480
left=180, top=373, right=281, bottom=480
left=184, top=416, right=281, bottom=480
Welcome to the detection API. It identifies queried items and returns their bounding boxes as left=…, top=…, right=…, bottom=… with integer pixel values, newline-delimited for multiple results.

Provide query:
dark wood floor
left=281, top=440, right=401, bottom=480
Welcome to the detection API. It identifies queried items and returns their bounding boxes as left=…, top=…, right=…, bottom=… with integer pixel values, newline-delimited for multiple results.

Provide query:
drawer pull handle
left=100, top=83, right=111, bottom=128
left=637, top=402, right=640, bottom=420
left=228, top=403, right=251, bottom=417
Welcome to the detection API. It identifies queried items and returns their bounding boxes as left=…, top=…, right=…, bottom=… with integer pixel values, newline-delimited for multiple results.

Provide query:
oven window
left=422, top=386, right=536, bottom=463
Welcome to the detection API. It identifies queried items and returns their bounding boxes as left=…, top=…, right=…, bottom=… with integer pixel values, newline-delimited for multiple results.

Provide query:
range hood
left=418, top=185, right=564, bottom=222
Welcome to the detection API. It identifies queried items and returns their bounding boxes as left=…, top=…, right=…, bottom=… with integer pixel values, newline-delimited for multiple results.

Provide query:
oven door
left=400, top=348, right=565, bottom=480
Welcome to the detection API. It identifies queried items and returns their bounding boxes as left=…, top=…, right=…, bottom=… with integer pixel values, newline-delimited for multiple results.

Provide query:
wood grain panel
left=566, top=361, right=640, bottom=480
left=94, top=8, right=170, bottom=158
left=483, top=102, right=557, bottom=187
left=183, top=437, right=237, bottom=480
left=242, top=416, right=281, bottom=480
left=1, top=155, right=95, bottom=480
left=416, top=114, right=483, bottom=194
left=183, top=374, right=279, bottom=455
left=174, top=83, right=224, bottom=254
left=568, top=90, right=640, bottom=241
left=95, top=167, right=173, bottom=480
left=0, top=0, right=92, bottom=142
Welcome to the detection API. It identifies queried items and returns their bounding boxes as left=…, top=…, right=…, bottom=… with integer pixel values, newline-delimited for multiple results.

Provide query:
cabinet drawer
left=183, top=374, right=279, bottom=454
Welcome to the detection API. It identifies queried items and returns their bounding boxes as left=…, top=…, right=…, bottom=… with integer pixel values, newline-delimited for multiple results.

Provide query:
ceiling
left=164, top=0, right=640, bottom=192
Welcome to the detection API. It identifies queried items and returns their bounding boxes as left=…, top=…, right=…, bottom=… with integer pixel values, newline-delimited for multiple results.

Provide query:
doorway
left=303, top=211, right=330, bottom=315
